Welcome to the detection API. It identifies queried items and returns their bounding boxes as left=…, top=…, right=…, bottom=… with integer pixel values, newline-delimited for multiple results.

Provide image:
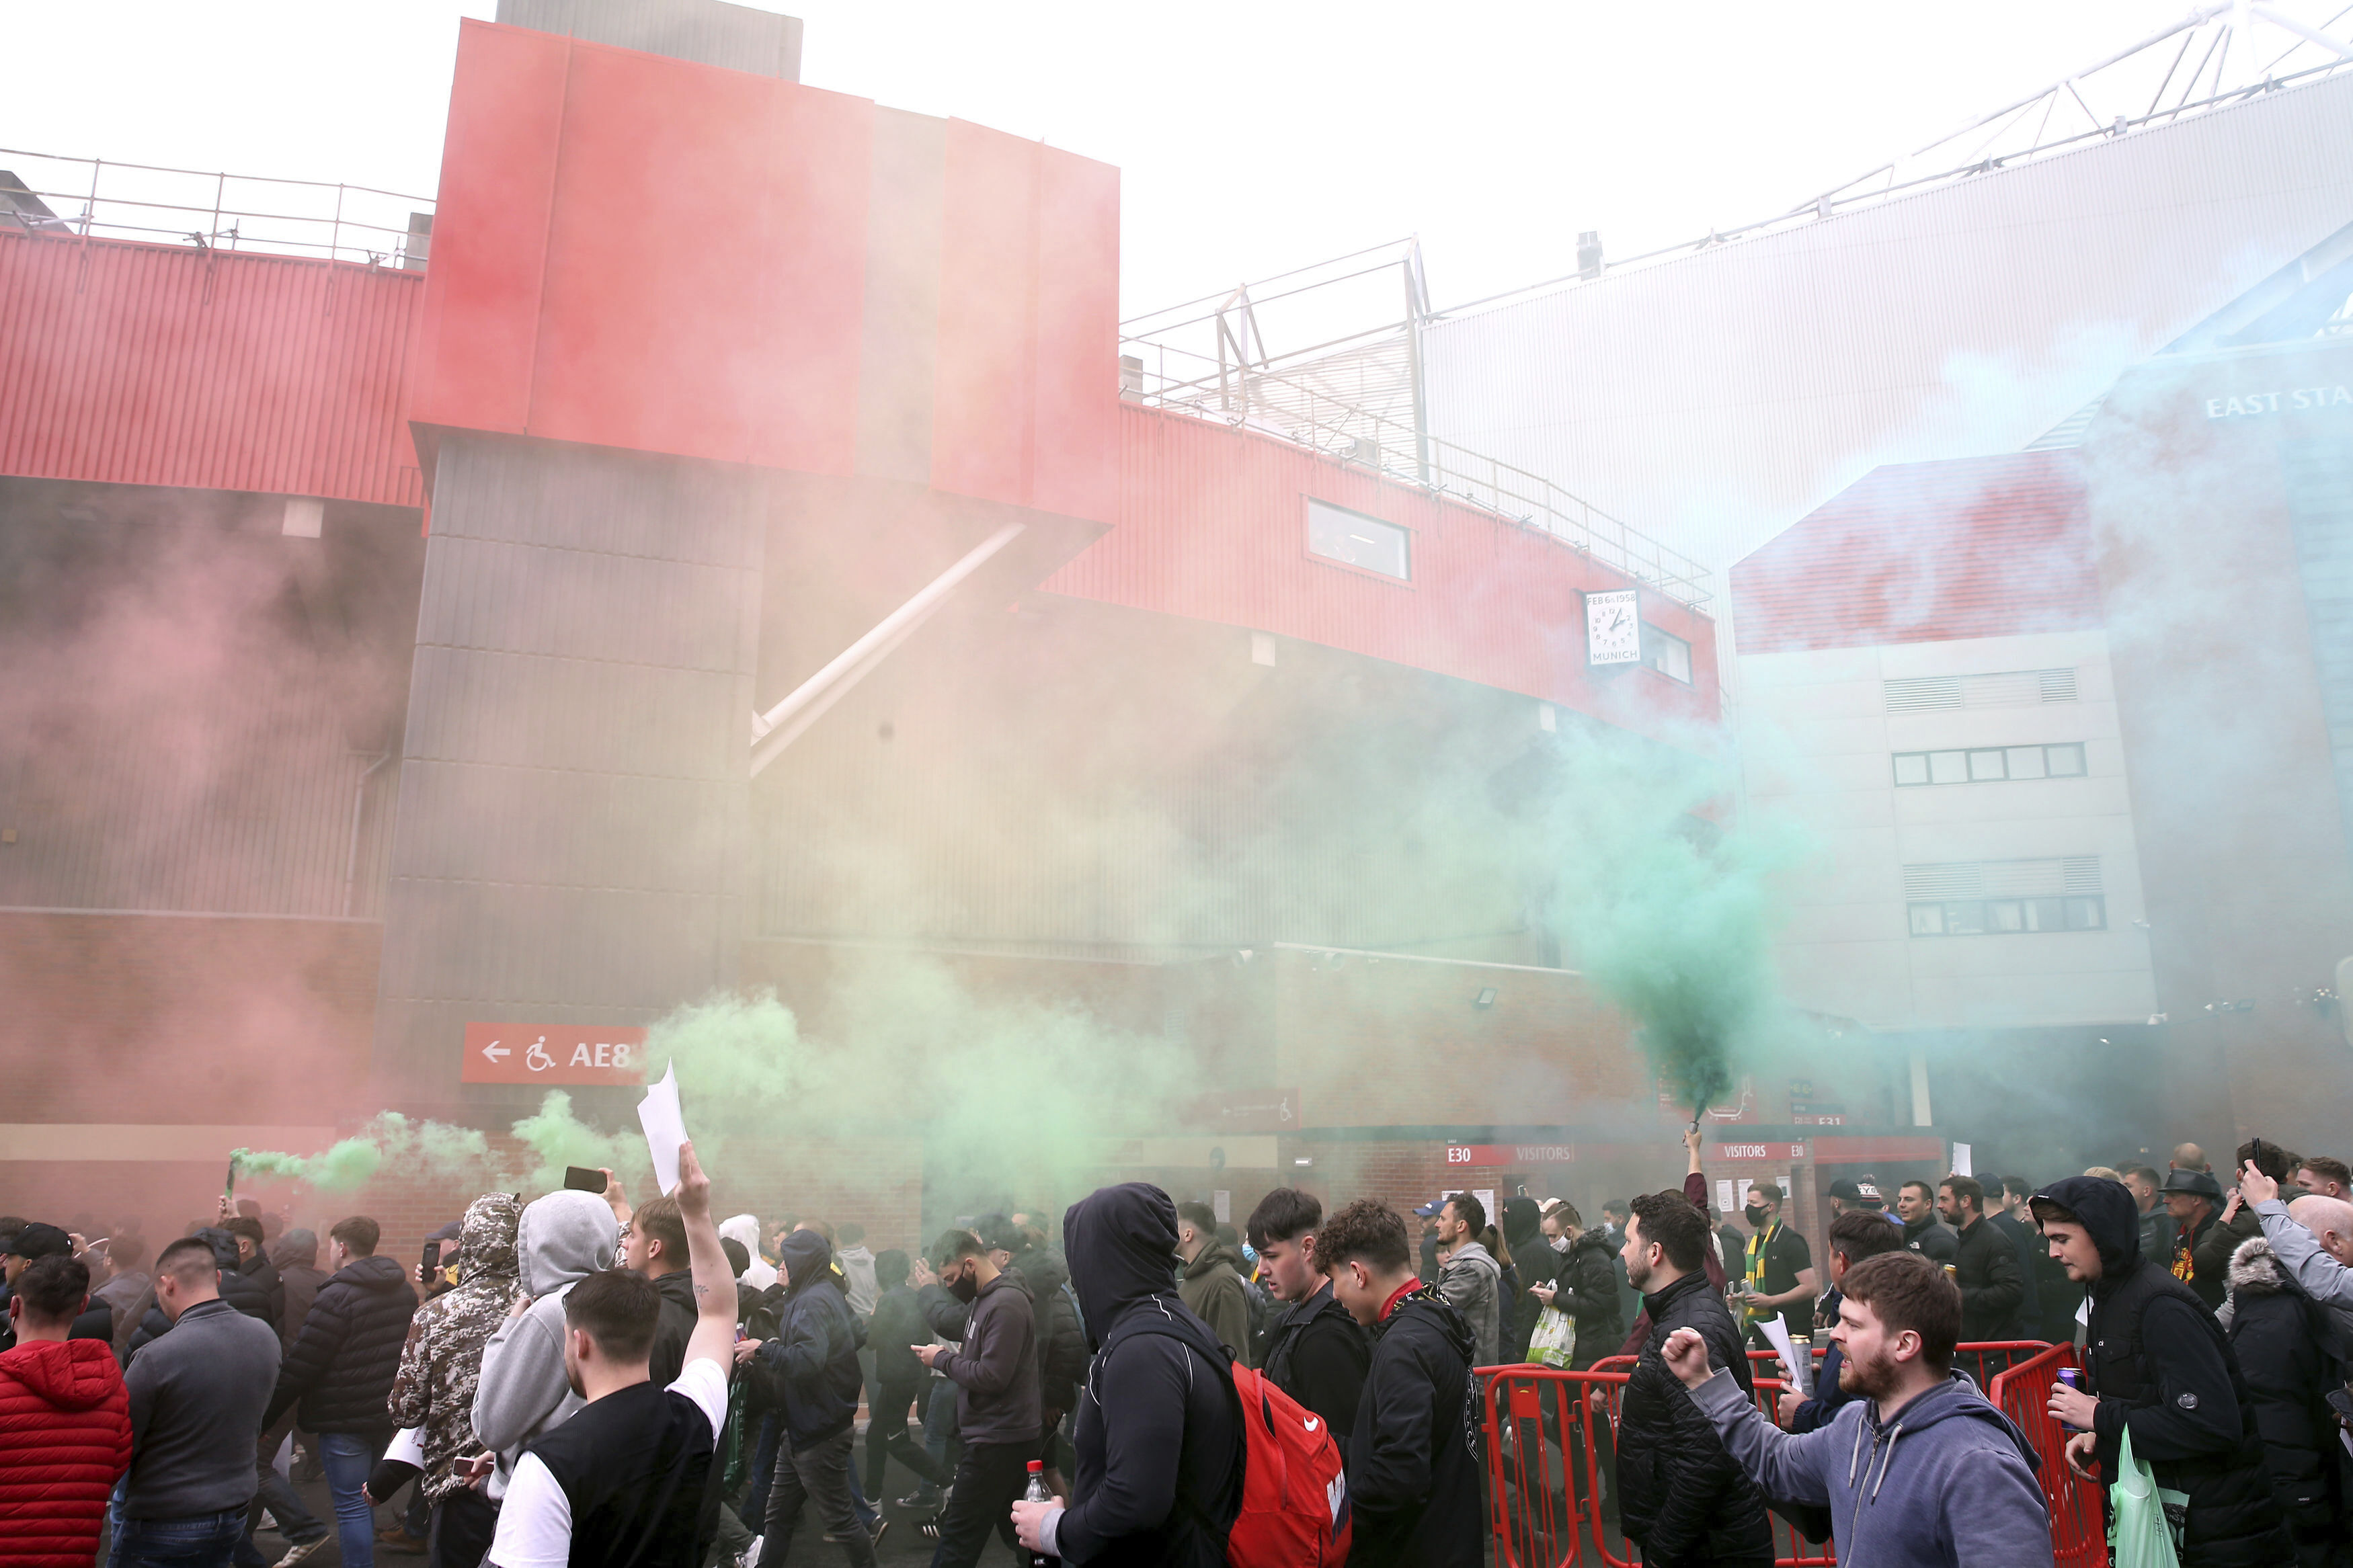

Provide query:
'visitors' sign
left=462, top=1023, right=649, bottom=1085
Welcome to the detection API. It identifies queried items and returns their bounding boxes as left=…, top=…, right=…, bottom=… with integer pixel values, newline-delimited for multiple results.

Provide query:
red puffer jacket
left=0, top=1338, right=133, bottom=1567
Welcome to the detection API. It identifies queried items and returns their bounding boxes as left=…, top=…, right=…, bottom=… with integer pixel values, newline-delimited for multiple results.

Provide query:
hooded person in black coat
left=1318, top=1198, right=1480, bottom=1568
left=1499, top=1197, right=1552, bottom=1364
left=2033, top=1175, right=2288, bottom=1568
left=1012, top=1184, right=1242, bottom=1568
left=2223, top=1235, right=2346, bottom=1568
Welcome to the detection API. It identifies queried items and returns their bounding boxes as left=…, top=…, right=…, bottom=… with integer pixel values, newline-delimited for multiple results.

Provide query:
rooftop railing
left=0, top=148, right=434, bottom=270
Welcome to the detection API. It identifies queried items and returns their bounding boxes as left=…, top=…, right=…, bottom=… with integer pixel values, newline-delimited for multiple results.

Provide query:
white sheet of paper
left=637, top=1062, right=688, bottom=1196
left=1951, top=1142, right=1973, bottom=1177
left=1474, top=1189, right=1497, bottom=1225
left=1715, top=1179, right=1737, bottom=1216
left=1755, top=1313, right=1808, bottom=1397
left=1213, top=1190, right=1230, bottom=1224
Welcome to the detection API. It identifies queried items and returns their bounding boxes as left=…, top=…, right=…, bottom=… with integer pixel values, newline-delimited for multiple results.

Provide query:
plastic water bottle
left=1025, top=1459, right=1058, bottom=1567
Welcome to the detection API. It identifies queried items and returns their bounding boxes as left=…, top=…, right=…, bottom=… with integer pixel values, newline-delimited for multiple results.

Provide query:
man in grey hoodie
left=2236, top=1161, right=2353, bottom=1356
left=471, top=1188, right=620, bottom=1497
left=1663, top=1250, right=2055, bottom=1568
left=1434, top=1192, right=1501, bottom=1367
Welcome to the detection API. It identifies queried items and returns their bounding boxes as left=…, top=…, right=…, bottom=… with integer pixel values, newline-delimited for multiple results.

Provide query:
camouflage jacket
left=388, top=1192, right=522, bottom=1501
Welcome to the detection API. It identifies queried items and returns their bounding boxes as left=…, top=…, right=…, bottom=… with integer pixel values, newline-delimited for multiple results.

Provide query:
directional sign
left=461, top=1024, right=649, bottom=1085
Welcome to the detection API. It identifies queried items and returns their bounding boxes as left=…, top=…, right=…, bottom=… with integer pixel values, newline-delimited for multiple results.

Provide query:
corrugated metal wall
left=495, top=0, right=801, bottom=79
left=0, top=233, right=423, bottom=506
left=1425, top=69, right=2353, bottom=574
left=0, top=658, right=396, bottom=918
left=373, top=434, right=765, bottom=1101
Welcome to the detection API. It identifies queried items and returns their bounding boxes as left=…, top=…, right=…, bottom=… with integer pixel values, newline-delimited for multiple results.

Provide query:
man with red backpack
left=1011, top=1184, right=1242, bottom=1566
left=1318, top=1198, right=1481, bottom=1568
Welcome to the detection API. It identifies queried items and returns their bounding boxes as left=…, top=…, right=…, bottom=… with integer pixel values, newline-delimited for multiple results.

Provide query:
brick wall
left=0, top=911, right=378, bottom=1125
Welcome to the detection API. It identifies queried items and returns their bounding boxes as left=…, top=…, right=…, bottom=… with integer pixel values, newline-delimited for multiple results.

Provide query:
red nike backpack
left=1222, top=1360, right=1351, bottom=1567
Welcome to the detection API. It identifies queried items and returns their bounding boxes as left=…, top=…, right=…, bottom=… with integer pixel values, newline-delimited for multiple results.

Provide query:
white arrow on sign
left=481, top=1039, right=510, bottom=1063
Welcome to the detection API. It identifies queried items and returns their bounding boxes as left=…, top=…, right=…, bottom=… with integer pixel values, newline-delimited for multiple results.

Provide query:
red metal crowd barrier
left=1480, top=1342, right=2077, bottom=1568
left=1987, top=1342, right=2107, bottom=1567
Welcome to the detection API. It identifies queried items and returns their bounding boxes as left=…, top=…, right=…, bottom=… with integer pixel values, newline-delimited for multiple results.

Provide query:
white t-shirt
left=485, top=1358, right=730, bottom=1568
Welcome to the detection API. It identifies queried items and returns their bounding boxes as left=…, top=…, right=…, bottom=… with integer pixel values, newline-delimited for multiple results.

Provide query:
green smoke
left=637, top=958, right=1186, bottom=1208
left=1538, top=723, right=1802, bottom=1114
left=235, top=1096, right=638, bottom=1200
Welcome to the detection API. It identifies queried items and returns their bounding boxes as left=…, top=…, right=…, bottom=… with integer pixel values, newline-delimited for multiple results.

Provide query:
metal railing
left=0, top=148, right=433, bottom=270
left=1478, top=1343, right=2098, bottom=1568
left=1127, top=352, right=1714, bottom=610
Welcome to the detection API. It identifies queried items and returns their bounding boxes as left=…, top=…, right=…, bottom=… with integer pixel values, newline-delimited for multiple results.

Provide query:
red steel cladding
left=0, top=231, right=422, bottom=505
left=1045, top=405, right=1720, bottom=737
left=932, top=120, right=1121, bottom=523
left=1730, top=449, right=2100, bottom=654
left=411, top=20, right=1119, bottom=522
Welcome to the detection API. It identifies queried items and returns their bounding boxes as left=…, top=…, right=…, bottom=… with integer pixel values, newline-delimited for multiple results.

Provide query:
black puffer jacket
left=2040, top=1175, right=2288, bottom=1568
left=1554, top=1229, right=1625, bottom=1370
left=1349, top=1284, right=1481, bottom=1568
left=1616, top=1267, right=1771, bottom=1566
left=264, top=1253, right=420, bottom=1433
left=2224, top=1236, right=2344, bottom=1568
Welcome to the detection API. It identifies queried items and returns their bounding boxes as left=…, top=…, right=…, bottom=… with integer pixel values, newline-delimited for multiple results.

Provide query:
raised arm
left=672, top=1142, right=736, bottom=1374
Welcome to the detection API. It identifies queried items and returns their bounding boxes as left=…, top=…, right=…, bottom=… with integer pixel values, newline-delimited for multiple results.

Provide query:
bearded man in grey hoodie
left=1434, top=1192, right=1502, bottom=1367
left=471, top=1188, right=621, bottom=1498
left=1662, top=1250, right=2054, bottom=1567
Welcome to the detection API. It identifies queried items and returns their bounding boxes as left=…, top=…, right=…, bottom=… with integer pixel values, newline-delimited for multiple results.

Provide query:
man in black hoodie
left=1011, top=1184, right=1241, bottom=1568
left=262, top=1216, right=419, bottom=1568
left=1318, top=1198, right=1478, bottom=1568
left=2034, top=1174, right=2288, bottom=1567
left=744, top=1226, right=874, bottom=1567
left=1246, top=1188, right=1369, bottom=1460
left=913, top=1228, right=1039, bottom=1568
left=1615, top=1188, right=1773, bottom=1567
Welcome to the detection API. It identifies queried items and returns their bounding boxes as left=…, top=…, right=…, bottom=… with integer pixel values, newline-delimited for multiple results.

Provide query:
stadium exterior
left=5, top=1, right=2352, bottom=1249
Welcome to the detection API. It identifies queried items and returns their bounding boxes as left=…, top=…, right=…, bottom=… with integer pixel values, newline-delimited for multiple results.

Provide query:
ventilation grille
left=1902, top=857, right=2103, bottom=901
left=1885, top=668, right=2077, bottom=712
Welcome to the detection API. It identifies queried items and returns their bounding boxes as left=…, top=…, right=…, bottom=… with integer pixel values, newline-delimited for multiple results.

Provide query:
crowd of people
left=3, top=1128, right=2351, bottom=1567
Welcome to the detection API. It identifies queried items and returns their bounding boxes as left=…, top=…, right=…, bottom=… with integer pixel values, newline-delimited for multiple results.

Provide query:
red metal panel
left=1024, top=144, right=1120, bottom=523
left=410, top=19, right=567, bottom=437
left=931, top=121, right=1041, bottom=508
left=1043, top=405, right=1719, bottom=738
left=0, top=231, right=423, bottom=505
left=526, top=38, right=869, bottom=472
left=1730, top=450, right=2100, bottom=653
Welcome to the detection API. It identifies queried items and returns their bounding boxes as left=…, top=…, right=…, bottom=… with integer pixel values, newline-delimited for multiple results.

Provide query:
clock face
left=1586, top=589, right=1642, bottom=666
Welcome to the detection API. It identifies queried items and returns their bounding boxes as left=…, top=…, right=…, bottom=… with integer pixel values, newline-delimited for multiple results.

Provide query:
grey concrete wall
left=496, top=0, right=801, bottom=79
left=373, top=435, right=764, bottom=1110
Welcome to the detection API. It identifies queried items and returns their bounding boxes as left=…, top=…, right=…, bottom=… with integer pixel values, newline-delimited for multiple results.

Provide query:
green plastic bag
left=1527, top=1305, right=1576, bottom=1368
left=2109, top=1426, right=2189, bottom=1568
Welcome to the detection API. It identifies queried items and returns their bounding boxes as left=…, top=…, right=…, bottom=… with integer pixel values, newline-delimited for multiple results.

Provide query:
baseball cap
left=1412, top=1200, right=1445, bottom=1218
left=5, top=1223, right=73, bottom=1261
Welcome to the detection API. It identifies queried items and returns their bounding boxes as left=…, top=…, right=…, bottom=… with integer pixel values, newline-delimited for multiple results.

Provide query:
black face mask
left=947, top=1270, right=980, bottom=1304
left=1744, top=1204, right=1771, bottom=1228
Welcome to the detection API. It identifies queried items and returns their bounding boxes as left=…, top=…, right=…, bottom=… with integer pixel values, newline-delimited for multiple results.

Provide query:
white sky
left=0, top=2, right=2277, bottom=318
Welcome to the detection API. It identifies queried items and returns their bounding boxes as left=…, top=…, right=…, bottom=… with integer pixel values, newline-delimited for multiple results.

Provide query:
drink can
left=2057, top=1367, right=2084, bottom=1432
